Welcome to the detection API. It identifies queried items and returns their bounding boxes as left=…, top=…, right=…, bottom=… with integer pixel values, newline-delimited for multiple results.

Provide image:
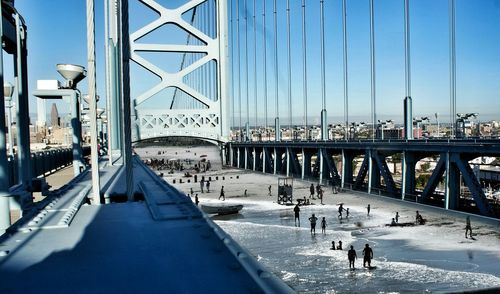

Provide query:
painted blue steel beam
left=0, top=157, right=294, bottom=293
left=230, top=140, right=500, bottom=157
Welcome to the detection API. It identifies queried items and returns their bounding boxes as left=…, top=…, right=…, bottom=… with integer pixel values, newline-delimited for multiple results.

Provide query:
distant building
left=36, top=98, right=46, bottom=127
left=50, top=103, right=60, bottom=128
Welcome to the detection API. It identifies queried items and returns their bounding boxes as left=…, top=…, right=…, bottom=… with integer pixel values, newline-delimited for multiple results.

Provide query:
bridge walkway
left=0, top=158, right=292, bottom=293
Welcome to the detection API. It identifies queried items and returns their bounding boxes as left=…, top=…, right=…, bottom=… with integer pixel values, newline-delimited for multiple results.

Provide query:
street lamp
left=33, top=64, right=87, bottom=176
left=349, top=122, right=365, bottom=140
left=4, top=82, right=15, bottom=157
left=413, top=117, right=429, bottom=139
left=377, top=119, right=394, bottom=140
left=456, top=113, right=478, bottom=138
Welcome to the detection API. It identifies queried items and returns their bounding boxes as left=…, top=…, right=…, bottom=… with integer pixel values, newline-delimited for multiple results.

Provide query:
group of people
left=305, top=213, right=330, bottom=235
left=199, top=179, right=211, bottom=193
left=347, top=244, right=374, bottom=269
left=332, top=242, right=375, bottom=269
left=330, top=241, right=343, bottom=250
left=309, top=184, right=325, bottom=204
left=338, top=204, right=350, bottom=219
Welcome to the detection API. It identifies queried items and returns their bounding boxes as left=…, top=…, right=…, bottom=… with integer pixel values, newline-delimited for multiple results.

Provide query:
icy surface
left=138, top=144, right=500, bottom=293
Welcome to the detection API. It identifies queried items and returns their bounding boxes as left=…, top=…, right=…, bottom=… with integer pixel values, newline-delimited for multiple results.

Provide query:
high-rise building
left=50, top=103, right=60, bottom=128
left=36, top=98, right=46, bottom=127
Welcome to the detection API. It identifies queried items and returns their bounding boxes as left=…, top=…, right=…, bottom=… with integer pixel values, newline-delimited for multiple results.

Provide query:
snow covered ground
left=135, top=145, right=500, bottom=293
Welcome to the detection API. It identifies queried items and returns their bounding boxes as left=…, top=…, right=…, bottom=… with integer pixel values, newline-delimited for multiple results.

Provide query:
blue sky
left=8, top=0, right=500, bottom=127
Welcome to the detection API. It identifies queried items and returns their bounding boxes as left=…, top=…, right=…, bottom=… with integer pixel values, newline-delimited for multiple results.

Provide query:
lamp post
left=378, top=119, right=394, bottom=140
left=435, top=112, right=440, bottom=138
left=33, top=64, right=87, bottom=176
left=456, top=113, right=478, bottom=138
left=4, top=83, right=14, bottom=157
left=413, top=117, right=429, bottom=139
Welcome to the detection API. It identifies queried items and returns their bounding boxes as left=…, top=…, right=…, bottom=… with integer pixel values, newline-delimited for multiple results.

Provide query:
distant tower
left=50, top=103, right=60, bottom=128
left=36, top=98, right=47, bottom=127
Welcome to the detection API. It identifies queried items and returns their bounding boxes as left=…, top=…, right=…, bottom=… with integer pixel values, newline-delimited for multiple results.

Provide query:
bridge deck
left=0, top=159, right=292, bottom=293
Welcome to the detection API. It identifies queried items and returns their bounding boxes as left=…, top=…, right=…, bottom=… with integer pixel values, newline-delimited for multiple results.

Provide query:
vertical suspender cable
left=449, top=0, right=456, bottom=137
left=404, top=0, right=412, bottom=139
left=245, top=0, right=249, bottom=140
left=320, top=0, right=326, bottom=110
left=404, top=0, right=411, bottom=103
left=369, top=0, right=376, bottom=139
left=274, top=0, right=279, bottom=141
left=263, top=0, right=268, bottom=138
left=342, top=0, right=348, bottom=140
left=86, top=0, right=101, bottom=203
left=253, top=0, right=258, bottom=132
left=287, top=0, right=292, bottom=135
left=302, top=0, right=308, bottom=140
left=230, top=1, right=235, bottom=134
left=237, top=0, right=242, bottom=138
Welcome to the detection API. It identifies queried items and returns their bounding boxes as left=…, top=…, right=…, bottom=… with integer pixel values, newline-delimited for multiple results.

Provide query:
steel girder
left=130, top=0, right=229, bottom=142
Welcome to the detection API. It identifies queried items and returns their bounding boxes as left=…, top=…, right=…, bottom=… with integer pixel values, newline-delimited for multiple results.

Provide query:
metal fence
left=6, top=146, right=90, bottom=187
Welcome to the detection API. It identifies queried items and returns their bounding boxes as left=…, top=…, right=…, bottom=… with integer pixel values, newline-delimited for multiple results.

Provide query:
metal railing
left=6, top=146, right=90, bottom=187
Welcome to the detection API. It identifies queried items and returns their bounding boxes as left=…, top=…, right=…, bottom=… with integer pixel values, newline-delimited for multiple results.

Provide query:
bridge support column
left=286, top=148, right=290, bottom=177
left=302, top=149, right=312, bottom=179
left=14, top=13, right=32, bottom=203
left=319, top=149, right=324, bottom=184
left=253, top=147, right=256, bottom=171
left=342, top=151, right=355, bottom=189
left=0, top=10, right=12, bottom=232
left=401, top=151, right=417, bottom=200
left=367, top=150, right=373, bottom=193
left=244, top=147, right=248, bottom=170
left=275, top=148, right=284, bottom=175
left=229, top=145, right=234, bottom=167
left=262, top=147, right=266, bottom=173
left=301, top=148, right=306, bottom=179
left=237, top=148, right=241, bottom=168
left=273, top=148, right=277, bottom=174
left=444, top=152, right=460, bottom=210
left=370, top=155, right=381, bottom=194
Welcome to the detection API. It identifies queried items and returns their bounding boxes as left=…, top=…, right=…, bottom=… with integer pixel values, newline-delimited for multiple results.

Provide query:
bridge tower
left=128, top=0, right=230, bottom=143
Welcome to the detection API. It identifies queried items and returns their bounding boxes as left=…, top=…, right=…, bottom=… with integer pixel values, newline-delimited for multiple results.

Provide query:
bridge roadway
left=0, top=157, right=293, bottom=293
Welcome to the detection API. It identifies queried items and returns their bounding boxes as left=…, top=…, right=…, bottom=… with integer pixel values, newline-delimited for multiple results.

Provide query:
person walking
left=206, top=180, right=210, bottom=193
left=367, top=204, right=371, bottom=216
left=338, top=204, right=345, bottom=219
left=465, top=216, right=473, bottom=239
left=195, top=194, right=199, bottom=206
left=268, top=185, right=272, bottom=196
left=362, top=244, right=374, bottom=268
left=310, top=184, right=315, bottom=199
left=321, top=217, right=327, bottom=234
left=219, top=186, right=225, bottom=201
left=294, top=204, right=301, bottom=227
left=200, top=179, right=204, bottom=193
left=348, top=245, right=357, bottom=269
left=395, top=212, right=399, bottom=223
left=308, top=214, right=318, bottom=235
